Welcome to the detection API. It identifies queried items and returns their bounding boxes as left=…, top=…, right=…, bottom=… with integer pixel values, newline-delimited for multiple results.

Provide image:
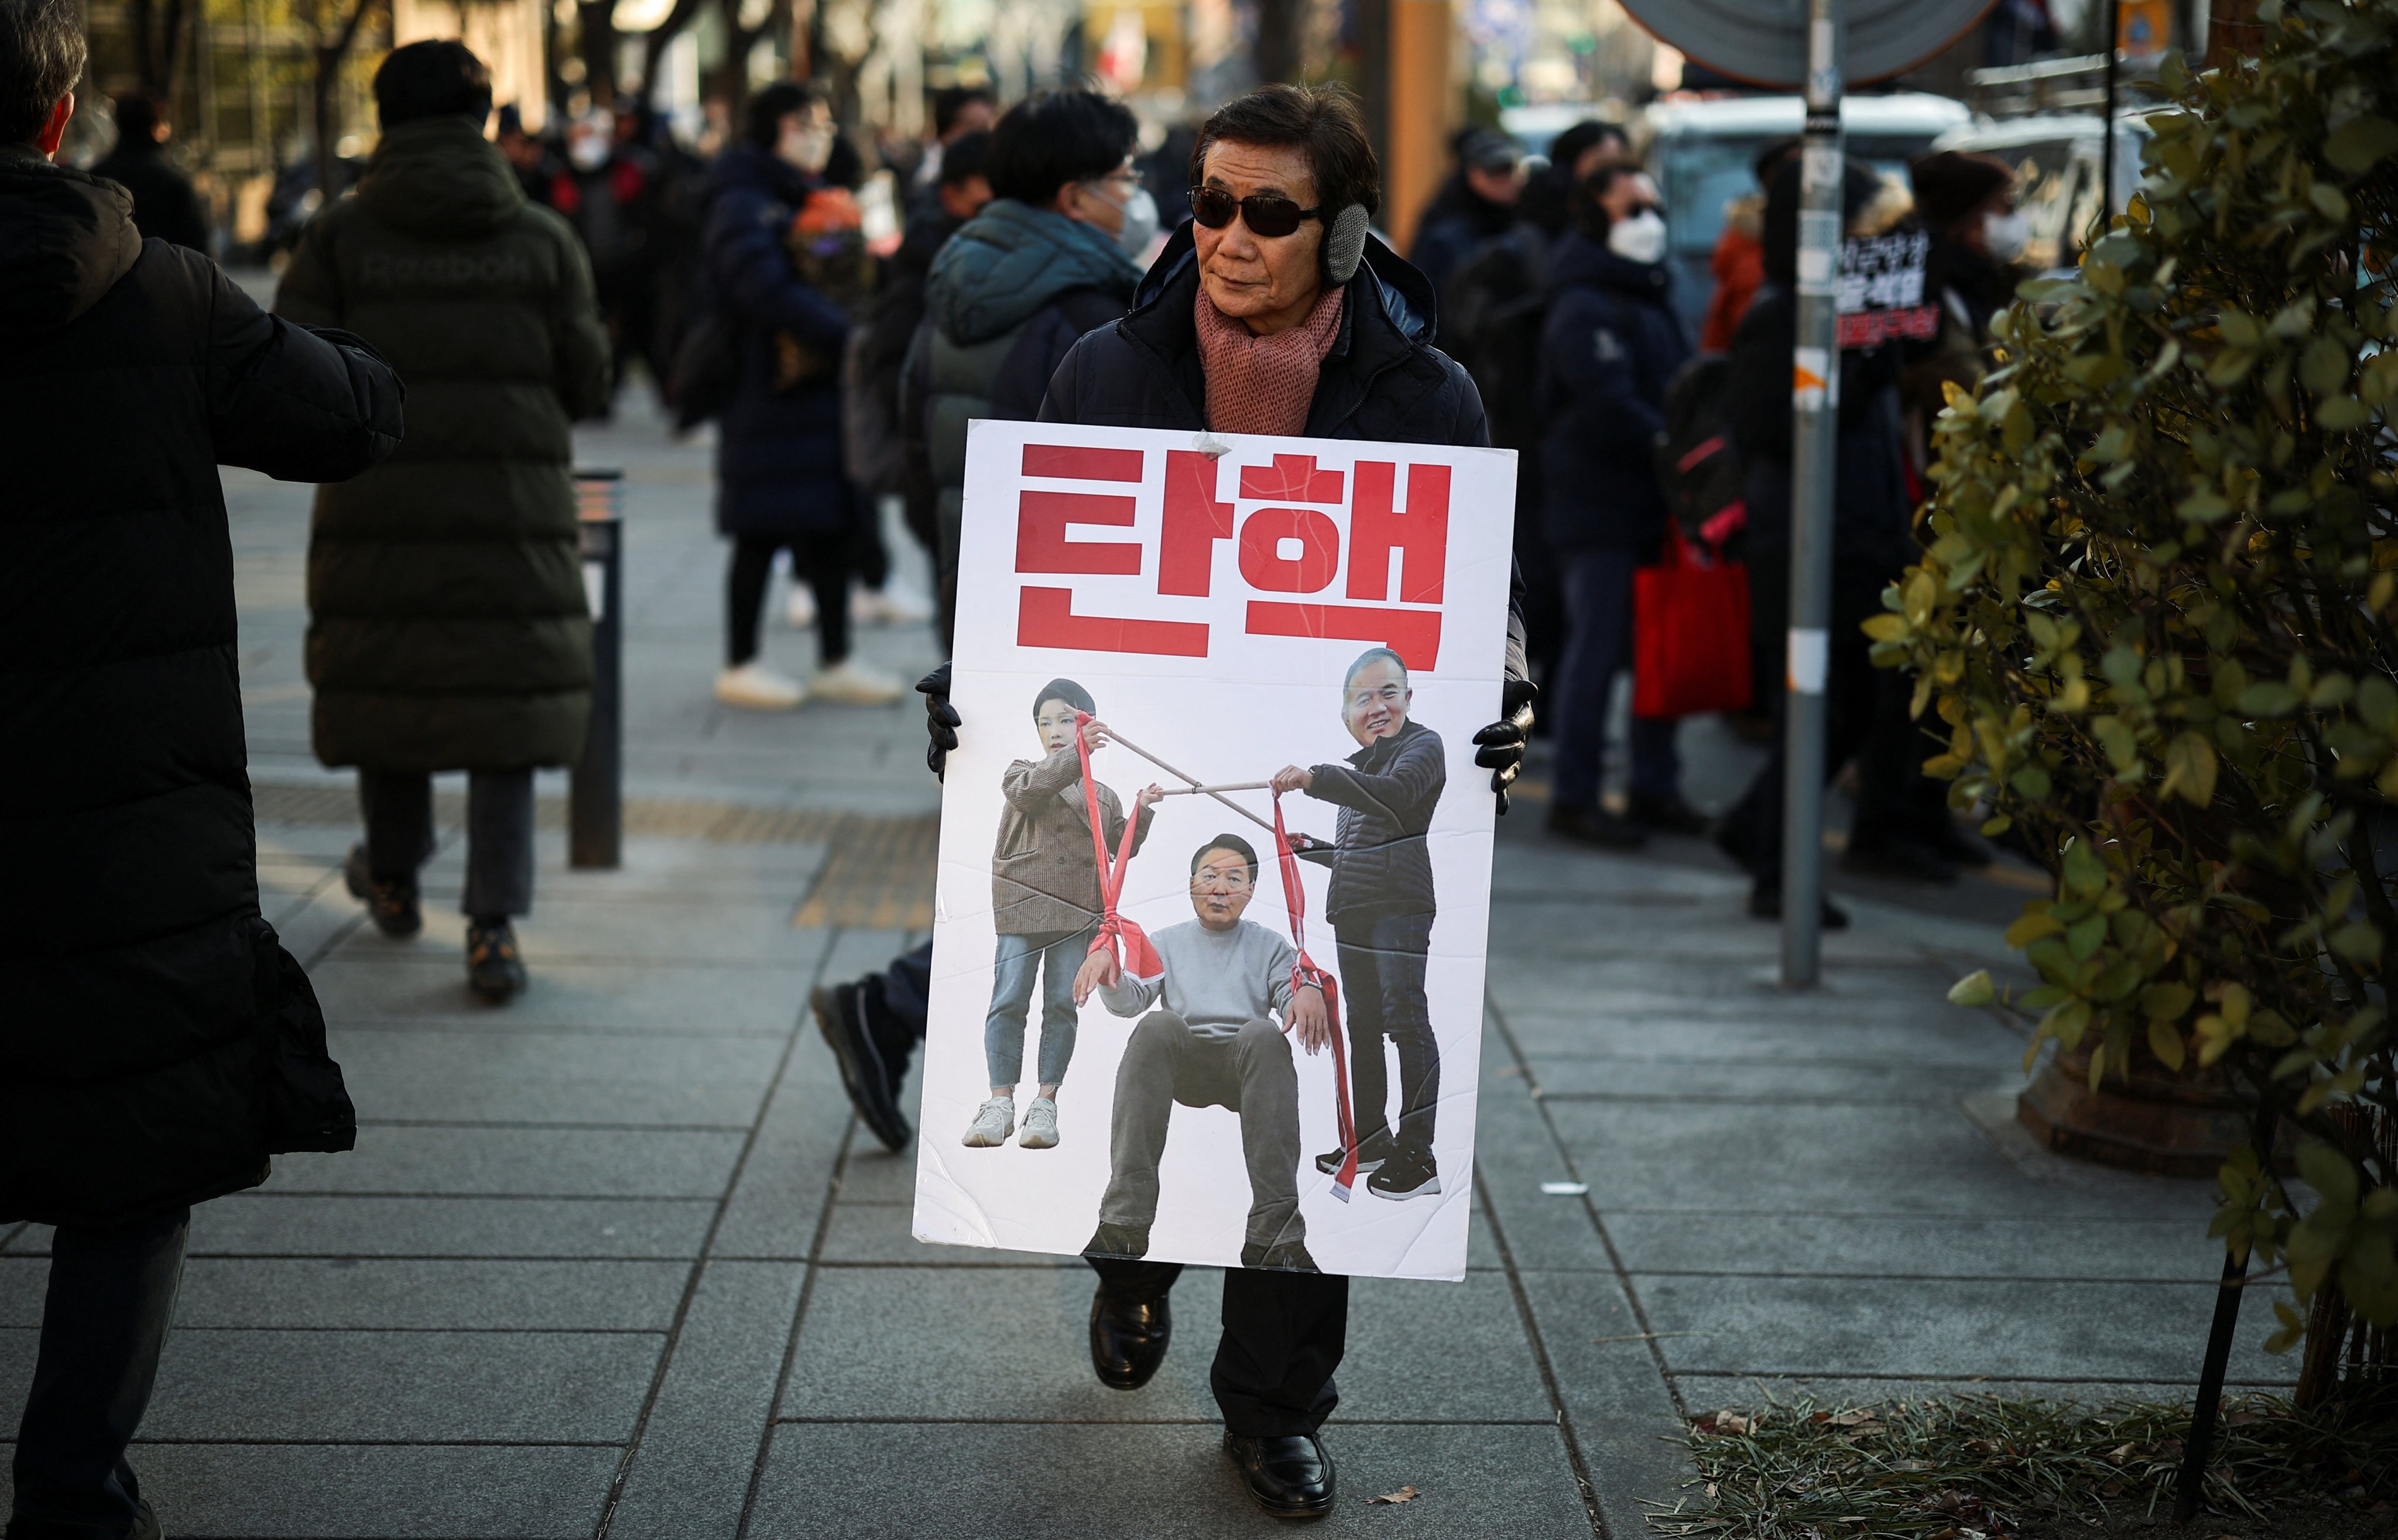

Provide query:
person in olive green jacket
left=278, top=39, right=610, bottom=1002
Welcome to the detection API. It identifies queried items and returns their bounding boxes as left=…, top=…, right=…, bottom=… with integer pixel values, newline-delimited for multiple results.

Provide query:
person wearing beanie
left=1902, top=150, right=2026, bottom=434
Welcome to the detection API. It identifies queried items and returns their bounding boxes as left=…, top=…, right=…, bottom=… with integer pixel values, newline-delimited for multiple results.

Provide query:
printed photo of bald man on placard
left=914, top=419, right=1515, bottom=1283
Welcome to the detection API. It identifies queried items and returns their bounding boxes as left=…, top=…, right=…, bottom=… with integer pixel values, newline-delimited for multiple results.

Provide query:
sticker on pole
left=911, top=420, right=1517, bottom=1283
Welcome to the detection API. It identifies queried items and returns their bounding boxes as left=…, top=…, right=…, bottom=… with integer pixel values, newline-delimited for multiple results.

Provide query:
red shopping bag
left=1633, top=523, right=1753, bottom=719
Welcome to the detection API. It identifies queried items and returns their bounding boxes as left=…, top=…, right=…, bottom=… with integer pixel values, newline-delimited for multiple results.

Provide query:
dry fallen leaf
left=1367, top=1484, right=1419, bottom=1505
left=1825, top=1409, right=1882, bottom=1428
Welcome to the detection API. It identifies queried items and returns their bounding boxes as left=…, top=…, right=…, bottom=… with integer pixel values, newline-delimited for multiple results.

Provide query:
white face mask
left=1606, top=208, right=1667, bottom=265
left=567, top=129, right=609, bottom=172
left=1982, top=208, right=2030, bottom=262
left=1084, top=179, right=1159, bottom=258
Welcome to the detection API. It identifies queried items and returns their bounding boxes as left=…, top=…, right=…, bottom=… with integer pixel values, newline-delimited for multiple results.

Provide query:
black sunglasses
left=1188, top=186, right=1323, bottom=238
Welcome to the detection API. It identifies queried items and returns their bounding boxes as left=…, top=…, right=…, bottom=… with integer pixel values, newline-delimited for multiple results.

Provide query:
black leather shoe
left=1089, top=1284, right=1170, bottom=1390
left=1223, top=1431, right=1336, bottom=1520
left=813, top=982, right=911, bottom=1151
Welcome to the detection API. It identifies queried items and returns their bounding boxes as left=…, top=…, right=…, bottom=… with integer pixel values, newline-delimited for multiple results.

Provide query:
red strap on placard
left=1075, top=714, right=1162, bottom=987
left=1273, top=795, right=1358, bottom=1202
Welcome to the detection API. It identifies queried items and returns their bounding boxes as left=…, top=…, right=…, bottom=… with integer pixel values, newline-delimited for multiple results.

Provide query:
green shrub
left=1873, top=0, right=2398, bottom=1391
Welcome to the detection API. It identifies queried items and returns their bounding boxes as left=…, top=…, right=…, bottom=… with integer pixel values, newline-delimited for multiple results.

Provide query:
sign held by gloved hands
left=912, top=420, right=1517, bottom=1282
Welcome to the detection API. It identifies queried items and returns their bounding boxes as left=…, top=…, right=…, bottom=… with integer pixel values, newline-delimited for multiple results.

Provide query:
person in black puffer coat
left=702, top=84, right=903, bottom=711
left=1711, top=155, right=1931, bottom=924
left=1, top=5, right=402, bottom=1532
left=1536, top=163, right=1700, bottom=851
left=278, top=41, right=612, bottom=1005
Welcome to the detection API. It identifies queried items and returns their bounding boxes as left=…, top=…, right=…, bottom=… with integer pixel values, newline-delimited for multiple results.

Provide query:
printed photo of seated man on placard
left=914, top=420, right=1515, bottom=1283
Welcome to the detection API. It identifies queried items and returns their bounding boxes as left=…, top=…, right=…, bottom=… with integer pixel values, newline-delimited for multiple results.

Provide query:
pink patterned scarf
left=1194, top=283, right=1347, bottom=437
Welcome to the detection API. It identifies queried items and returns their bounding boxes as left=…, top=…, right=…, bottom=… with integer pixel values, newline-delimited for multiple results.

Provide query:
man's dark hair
left=1033, top=677, right=1095, bottom=718
left=1546, top=118, right=1626, bottom=179
left=0, top=0, right=85, bottom=146
left=932, top=84, right=995, bottom=139
left=745, top=81, right=820, bottom=149
left=940, top=127, right=991, bottom=187
left=985, top=90, right=1137, bottom=206
left=111, top=91, right=163, bottom=147
left=1191, top=82, right=1379, bottom=219
left=1192, top=835, right=1259, bottom=883
left=373, top=39, right=492, bottom=129
left=1762, top=153, right=1887, bottom=287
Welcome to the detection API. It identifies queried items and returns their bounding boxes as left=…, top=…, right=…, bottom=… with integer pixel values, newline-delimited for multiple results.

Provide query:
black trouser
left=727, top=532, right=850, bottom=668
left=360, top=767, right=536, bottom=922
left=1335, top=911, right=1438, bottom=1154
left=8, top=1208, right=189, bottom=1540
left=1718, top=550, right=1908, bottom=885
left=866, top=939, right=933, bottom=1072
left=1086, top=1258, right=1348, bottom=1437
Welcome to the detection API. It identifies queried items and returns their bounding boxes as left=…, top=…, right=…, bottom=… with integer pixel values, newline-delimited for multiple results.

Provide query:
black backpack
left=1439, top=225, right=1551, bottom=454
left=1654, top=354, right=1745, bottom=546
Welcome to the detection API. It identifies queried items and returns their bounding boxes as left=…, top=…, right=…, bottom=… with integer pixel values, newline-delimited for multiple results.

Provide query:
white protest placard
left=912, top=419, right=1516, bottom=1282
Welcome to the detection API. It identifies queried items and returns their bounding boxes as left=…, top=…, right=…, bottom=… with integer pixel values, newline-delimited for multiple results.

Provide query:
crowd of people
left=1413, top=117, right=2027, bottom=924
left=5, top=0, right=2034, bottom=1516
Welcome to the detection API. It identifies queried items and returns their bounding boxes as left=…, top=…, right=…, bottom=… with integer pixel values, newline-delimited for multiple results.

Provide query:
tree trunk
left=638, top=0, right=710, bottom=97
left=578, top=0, right=618, bottom=107
left=2205, top=0, right=2265, bottom=67
left=126, top=0, right=191, bottom=101
left=313, top=45, right=340, bottom=225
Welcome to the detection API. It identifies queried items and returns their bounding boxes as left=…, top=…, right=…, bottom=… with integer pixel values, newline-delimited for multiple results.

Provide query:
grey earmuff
left=1324, top=205, right=1370, bottom=284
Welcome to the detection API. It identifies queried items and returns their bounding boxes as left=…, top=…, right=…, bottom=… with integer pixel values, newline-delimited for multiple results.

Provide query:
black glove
left=918, top=662, right=960, bottom=780
left=1471, top=677, right=1537, bottom=815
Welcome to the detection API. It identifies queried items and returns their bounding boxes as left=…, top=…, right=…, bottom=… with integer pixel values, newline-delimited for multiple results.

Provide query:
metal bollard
left=571, top=469, right=624, bottom=869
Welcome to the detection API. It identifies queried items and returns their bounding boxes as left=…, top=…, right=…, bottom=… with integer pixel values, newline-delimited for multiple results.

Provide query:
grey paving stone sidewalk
left=2, top=383, right=2289, bottom=1539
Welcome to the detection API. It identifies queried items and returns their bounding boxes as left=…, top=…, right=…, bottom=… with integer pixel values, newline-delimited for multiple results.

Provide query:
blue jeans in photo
left=1551, top=547, right=1681, bottom=812
left=984, top=925, right=1095, bottom=1088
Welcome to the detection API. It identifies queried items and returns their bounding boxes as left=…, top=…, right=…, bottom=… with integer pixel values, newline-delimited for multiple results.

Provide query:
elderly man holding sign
left=916, top=81, right=1533, bottom=1521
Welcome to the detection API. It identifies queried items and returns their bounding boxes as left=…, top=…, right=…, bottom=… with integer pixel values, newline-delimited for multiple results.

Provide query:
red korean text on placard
left=1012, top=443, right=1451, bottom=667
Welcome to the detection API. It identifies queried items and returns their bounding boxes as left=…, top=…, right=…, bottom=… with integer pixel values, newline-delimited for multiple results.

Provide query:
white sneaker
left=962, top=1096, right=1015, bottom=1147
left=714, top=661, right=805, bottom=711
left=852, top=579, right=934, bottom=626
left=786, top=586, right=818, bottom=628
left=809, top=657, right=906, bottom=704
left=1018, top=1096, right=1060, bottom=1149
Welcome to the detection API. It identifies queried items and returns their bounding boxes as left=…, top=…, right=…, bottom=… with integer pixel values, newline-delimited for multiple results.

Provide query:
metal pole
left=2173, top=1105, right=2277, bottom=1522
left=2101, top=1, right=2120, bottom=228
left=571, top=469, right=624, bottom=870
left=1781, top=0, right=1844, bottom=988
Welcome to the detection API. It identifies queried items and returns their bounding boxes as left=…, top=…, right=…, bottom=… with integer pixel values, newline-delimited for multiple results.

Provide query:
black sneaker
left=1745, top=885, right=1850, bottom=931
left=1367, top=1143, right=1441, bottom=1200
left=1628, top=793, right=1711, bottom=836
left=812, top=982, right=911, bottom=1152
left=1547, top=804, right=1647, bottom=849
left=344, top=843, right=422, bottom=938
left=1314, top=1128, right=1393, bottom=1178
left=466, top=921, right=526, bottom=1002
left=1239, top=1237, right=1320, bottom=1271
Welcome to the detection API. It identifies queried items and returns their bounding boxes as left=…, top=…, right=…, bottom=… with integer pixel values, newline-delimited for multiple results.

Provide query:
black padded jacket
left=1, top=146, right=401, bottom=1226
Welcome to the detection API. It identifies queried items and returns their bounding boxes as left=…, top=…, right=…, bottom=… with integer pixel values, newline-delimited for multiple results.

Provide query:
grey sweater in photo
left=1098, top=919, right=1299, bottom=1040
